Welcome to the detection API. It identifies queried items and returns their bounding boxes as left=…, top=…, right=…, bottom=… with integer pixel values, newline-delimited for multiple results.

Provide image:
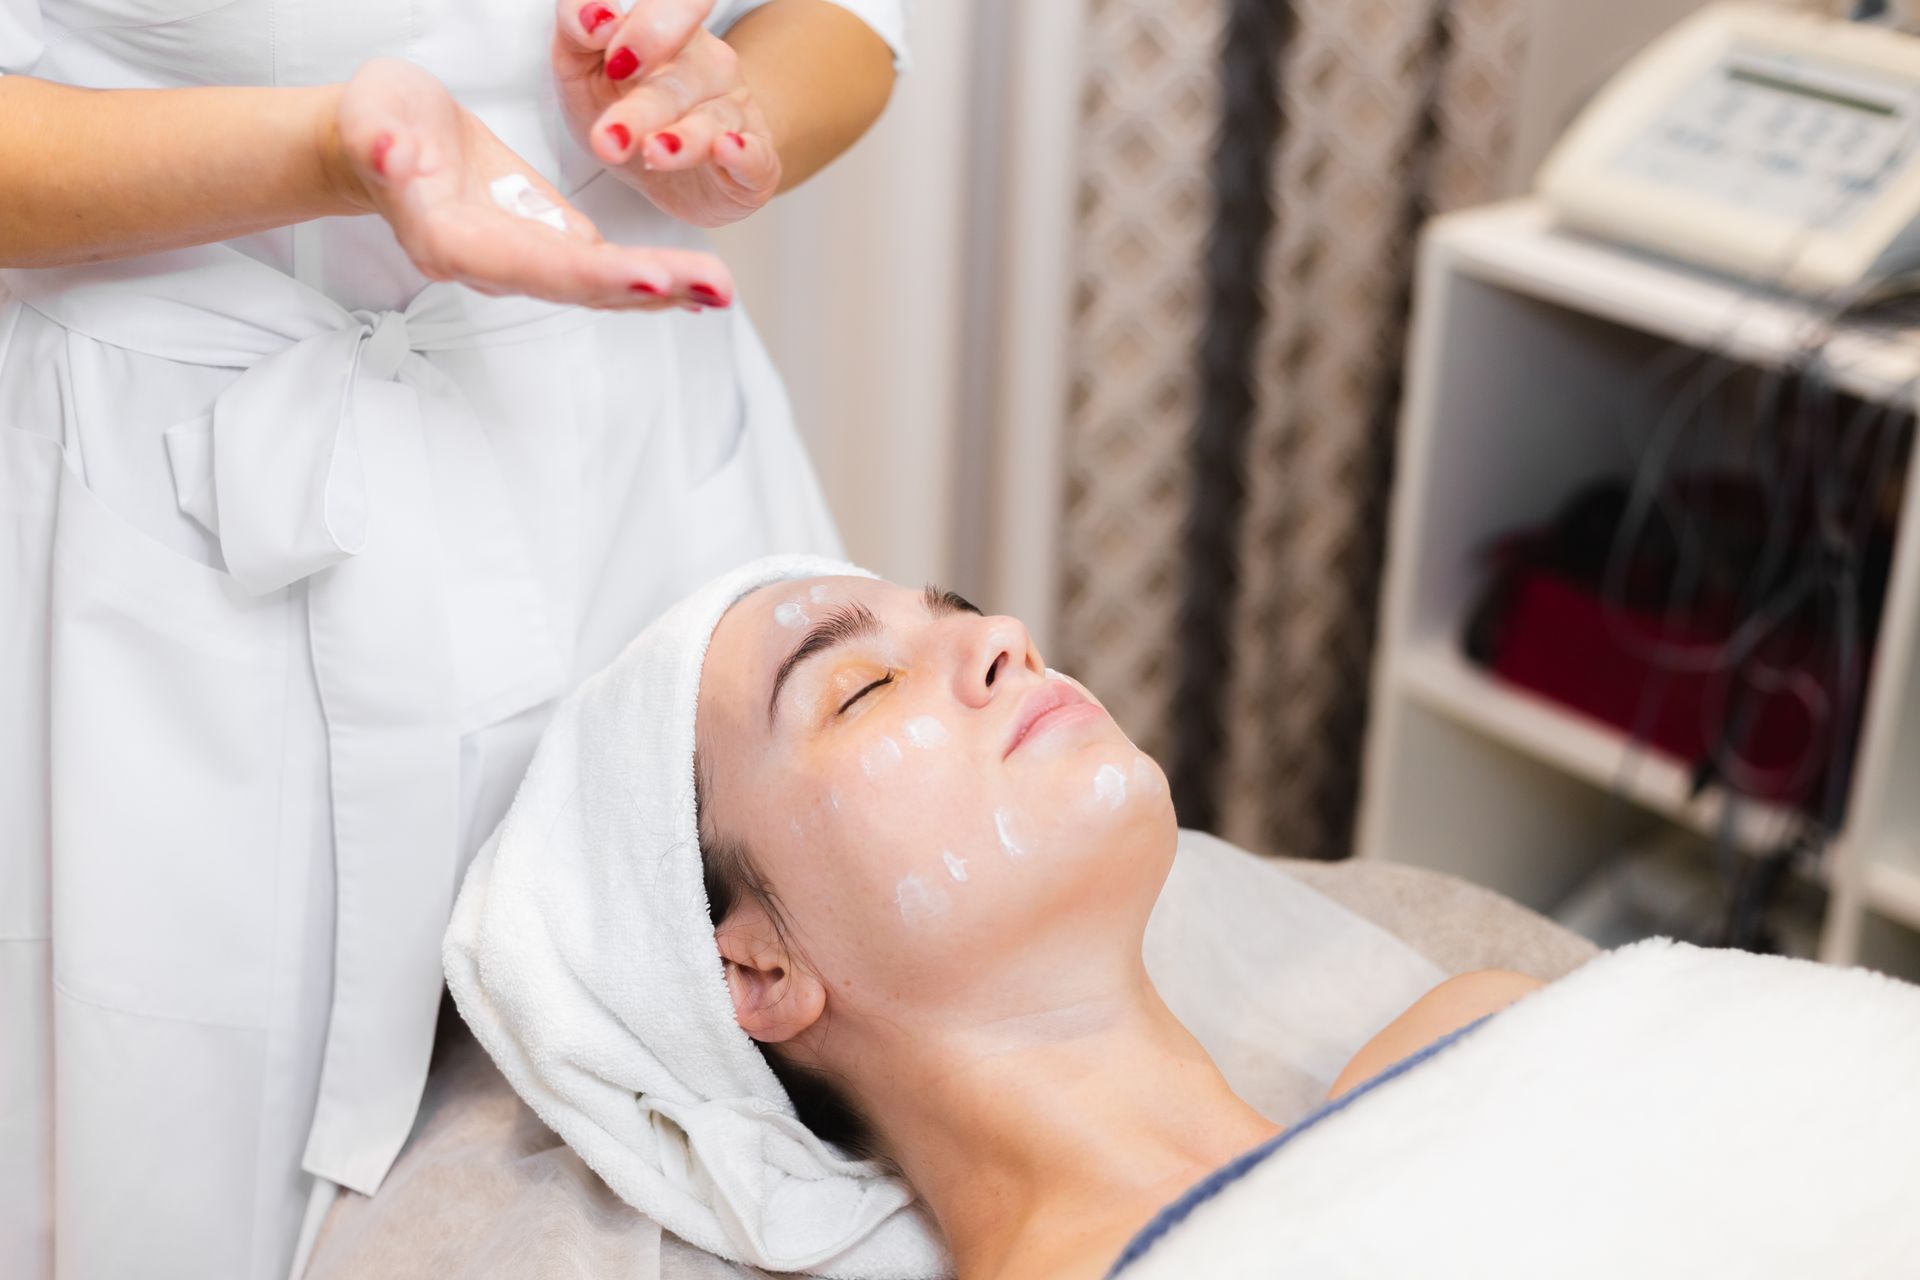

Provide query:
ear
left=715, top=908, right=826, bottom=1046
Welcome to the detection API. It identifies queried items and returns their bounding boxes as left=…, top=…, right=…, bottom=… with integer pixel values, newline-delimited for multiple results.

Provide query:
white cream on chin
left=942, top=850, right=969, bottom=881
left=1092, top=762, right=1128, bottom=810
left=903, top=715, right=948, bottom=749
left=488, top=174, right=568, bottom=231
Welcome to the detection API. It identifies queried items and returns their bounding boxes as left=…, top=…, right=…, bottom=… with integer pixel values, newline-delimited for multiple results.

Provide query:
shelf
left=1863, top=855, right=1920, bottom=932
left=1394, top=643, right=1805, bottom=856
left=1363, top=195, right=1920, bottom=970
left=1433, top=201, right=1920, bottom=407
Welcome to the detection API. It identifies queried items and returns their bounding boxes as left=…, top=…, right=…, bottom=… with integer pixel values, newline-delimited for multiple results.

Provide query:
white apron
left=0, top=2, right=907, bottom=1277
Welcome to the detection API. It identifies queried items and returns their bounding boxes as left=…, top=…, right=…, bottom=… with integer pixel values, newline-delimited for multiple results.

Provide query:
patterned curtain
left=1058, top=0, right=1528, bottom=861
left=1058, top=0, right=1223, bottom=779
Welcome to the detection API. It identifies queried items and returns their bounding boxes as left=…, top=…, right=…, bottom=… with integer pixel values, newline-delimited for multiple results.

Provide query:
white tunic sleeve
left=708, top=0, right=910, bottom=70
left=0, top=0, right=42, bottom=75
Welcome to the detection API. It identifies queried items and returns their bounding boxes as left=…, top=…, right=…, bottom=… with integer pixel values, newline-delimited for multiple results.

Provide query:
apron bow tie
left=4, top=248, right=589, bottom=1194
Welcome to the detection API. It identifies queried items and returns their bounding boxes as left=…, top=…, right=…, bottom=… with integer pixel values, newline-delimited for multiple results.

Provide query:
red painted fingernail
left=725, top=131, right=746, bottom=150
left=689, top=283, right=724, bottom=306
left=605, top=46, right=639, bottom=80
left=580, top=3, right=616, bottom=34
left=606, top=122, right=632, bottom=153
left=630, top=281, right=663, bottom=296
left=655, top=131, right=683, bottom=156
left=371, top=132, right=394, bottom=177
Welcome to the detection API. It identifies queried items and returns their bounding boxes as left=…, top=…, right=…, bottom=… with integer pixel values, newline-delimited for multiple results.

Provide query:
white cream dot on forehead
left=809, top=584, right=831, bottom=603
left=773, top=601, right=809, bottom=629
left=943, top=850, right=969, bottom=882
left=860, top=735, right=903, bottom=778
left=895, top=873, right=951, bottom=927
left=1092, top=763, right=1127, bottom=810
left=903, top=715, right=948, bottom=749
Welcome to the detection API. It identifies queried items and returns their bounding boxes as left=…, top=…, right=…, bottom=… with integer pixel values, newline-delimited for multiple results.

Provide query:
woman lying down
left=445, top=556, right=1920, bottom=1280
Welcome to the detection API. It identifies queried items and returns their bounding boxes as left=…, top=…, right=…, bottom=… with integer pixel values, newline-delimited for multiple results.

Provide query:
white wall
left=714, top=0, right=1084, bottom=648
left=712, top=2, right=976, bottom=593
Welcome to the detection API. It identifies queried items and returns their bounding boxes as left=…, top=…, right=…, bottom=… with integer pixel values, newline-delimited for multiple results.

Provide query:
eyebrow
left=923, top=583, right=982, bottom=619
left=765, top=584, right=983, bottom=726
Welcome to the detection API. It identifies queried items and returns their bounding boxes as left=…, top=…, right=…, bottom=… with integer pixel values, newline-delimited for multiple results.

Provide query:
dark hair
left=694, top=754, right=886, bottom=1162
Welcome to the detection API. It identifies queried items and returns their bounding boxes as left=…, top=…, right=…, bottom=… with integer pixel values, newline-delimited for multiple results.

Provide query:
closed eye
left=837, top=673, right=893, bottom=715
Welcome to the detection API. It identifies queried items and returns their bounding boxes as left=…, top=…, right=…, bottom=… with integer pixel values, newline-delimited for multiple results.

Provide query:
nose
left=952, top=614, right=1042, bottom=708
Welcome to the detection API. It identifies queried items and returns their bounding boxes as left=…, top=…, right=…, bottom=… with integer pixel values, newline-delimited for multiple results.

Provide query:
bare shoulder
left=1325, top=969, right=1545, bottom=1101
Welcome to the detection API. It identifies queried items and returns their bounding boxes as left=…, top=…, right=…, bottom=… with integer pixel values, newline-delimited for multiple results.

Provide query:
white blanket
left=1115, top=938, right=1920, bottom=1279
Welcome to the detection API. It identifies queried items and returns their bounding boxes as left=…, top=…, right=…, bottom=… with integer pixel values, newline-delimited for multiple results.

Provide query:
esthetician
left=0, top=2, right=901, bottom=1276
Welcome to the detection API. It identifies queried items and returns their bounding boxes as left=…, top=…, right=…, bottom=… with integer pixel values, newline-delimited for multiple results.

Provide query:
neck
left=842, top=961, right=1281, bottom=1280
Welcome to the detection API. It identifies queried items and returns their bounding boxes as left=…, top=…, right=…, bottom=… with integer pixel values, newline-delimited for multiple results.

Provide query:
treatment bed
left=304, top=833, right=1596, bottom=1279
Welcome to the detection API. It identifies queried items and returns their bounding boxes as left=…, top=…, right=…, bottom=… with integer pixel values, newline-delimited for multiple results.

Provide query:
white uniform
left=0, top=2, right=906, bottom=1277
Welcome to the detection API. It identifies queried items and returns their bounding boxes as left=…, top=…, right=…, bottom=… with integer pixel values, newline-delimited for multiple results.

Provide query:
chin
left=1063, top=787, right=1180, bottom=902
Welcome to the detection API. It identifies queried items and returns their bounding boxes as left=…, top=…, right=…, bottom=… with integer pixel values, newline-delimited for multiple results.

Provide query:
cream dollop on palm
left=551, top=0, right=782, bottom=229
left=335, top=58, right=733, bottom=310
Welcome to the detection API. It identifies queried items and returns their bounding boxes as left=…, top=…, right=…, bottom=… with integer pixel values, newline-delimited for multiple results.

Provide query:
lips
left=1003, top=680, right=1098, bottom=758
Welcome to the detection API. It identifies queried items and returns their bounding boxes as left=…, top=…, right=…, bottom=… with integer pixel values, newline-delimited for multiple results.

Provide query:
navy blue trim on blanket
left=1105, top=1012, right=1496, bottom=1277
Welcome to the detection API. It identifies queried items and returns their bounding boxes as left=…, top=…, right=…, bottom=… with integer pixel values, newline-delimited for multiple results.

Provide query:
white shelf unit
left=1356, top=200, right=1920, bottom=972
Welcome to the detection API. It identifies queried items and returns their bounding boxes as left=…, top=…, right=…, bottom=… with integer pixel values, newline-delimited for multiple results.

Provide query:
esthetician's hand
left=334, top=58, right=733, bottom=311
left=553, top=0, right=783, bottom=232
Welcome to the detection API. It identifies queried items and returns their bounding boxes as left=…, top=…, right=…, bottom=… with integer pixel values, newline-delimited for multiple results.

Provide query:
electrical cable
left=1571, top=100, right=1920, bottom=951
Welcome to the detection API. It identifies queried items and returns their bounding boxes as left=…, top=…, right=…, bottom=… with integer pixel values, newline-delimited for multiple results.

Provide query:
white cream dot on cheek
left=1092, top=763, right=1127, bottom=810
left=895, top=873, right=951, bottom=927
left=943, top=850, right=969, bottom=882
left=829, top=788, right=843, bottom=813
left=904, top=715, right=948, bottom=749
left=774, top=601, right=809, bottom=629
left=994, top=807, right=1028, bottom=858
left=859, top=735, right=903, bottom=778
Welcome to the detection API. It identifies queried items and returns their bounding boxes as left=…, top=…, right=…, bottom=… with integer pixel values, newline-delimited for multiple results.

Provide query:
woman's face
left=696, top=575, right=1176, bottom=1032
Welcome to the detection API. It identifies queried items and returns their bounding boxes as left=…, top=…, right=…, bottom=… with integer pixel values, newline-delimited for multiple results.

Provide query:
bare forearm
left=0, top=77, right=366, bottom=268
left=726, top=0, right=895, bottom=193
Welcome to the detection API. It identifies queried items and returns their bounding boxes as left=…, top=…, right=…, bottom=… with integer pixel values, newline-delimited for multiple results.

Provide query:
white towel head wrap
left=444, top=554, right=950, bottom=1278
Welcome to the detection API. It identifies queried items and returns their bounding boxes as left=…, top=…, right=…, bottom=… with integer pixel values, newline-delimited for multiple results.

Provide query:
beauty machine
left=1539, top=3, right=1920, bottom=294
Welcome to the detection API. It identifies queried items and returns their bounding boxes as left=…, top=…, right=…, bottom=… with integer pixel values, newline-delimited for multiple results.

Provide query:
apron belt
left=4, top=249, right=584, bottom=1194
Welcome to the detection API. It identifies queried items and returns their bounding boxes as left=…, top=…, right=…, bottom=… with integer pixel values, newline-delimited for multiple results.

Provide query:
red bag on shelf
left=1481, top=565, right=1848, bottom=810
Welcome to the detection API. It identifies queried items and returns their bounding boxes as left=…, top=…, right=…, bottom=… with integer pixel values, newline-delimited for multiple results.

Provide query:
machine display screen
left=1725, top=65, right=1896, bottom=118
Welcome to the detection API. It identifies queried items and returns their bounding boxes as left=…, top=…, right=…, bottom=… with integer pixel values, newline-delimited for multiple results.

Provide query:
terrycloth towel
left=443, top=554, right=950, bottom=1279
left=1114, top=938, right=1920, bottom=1279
